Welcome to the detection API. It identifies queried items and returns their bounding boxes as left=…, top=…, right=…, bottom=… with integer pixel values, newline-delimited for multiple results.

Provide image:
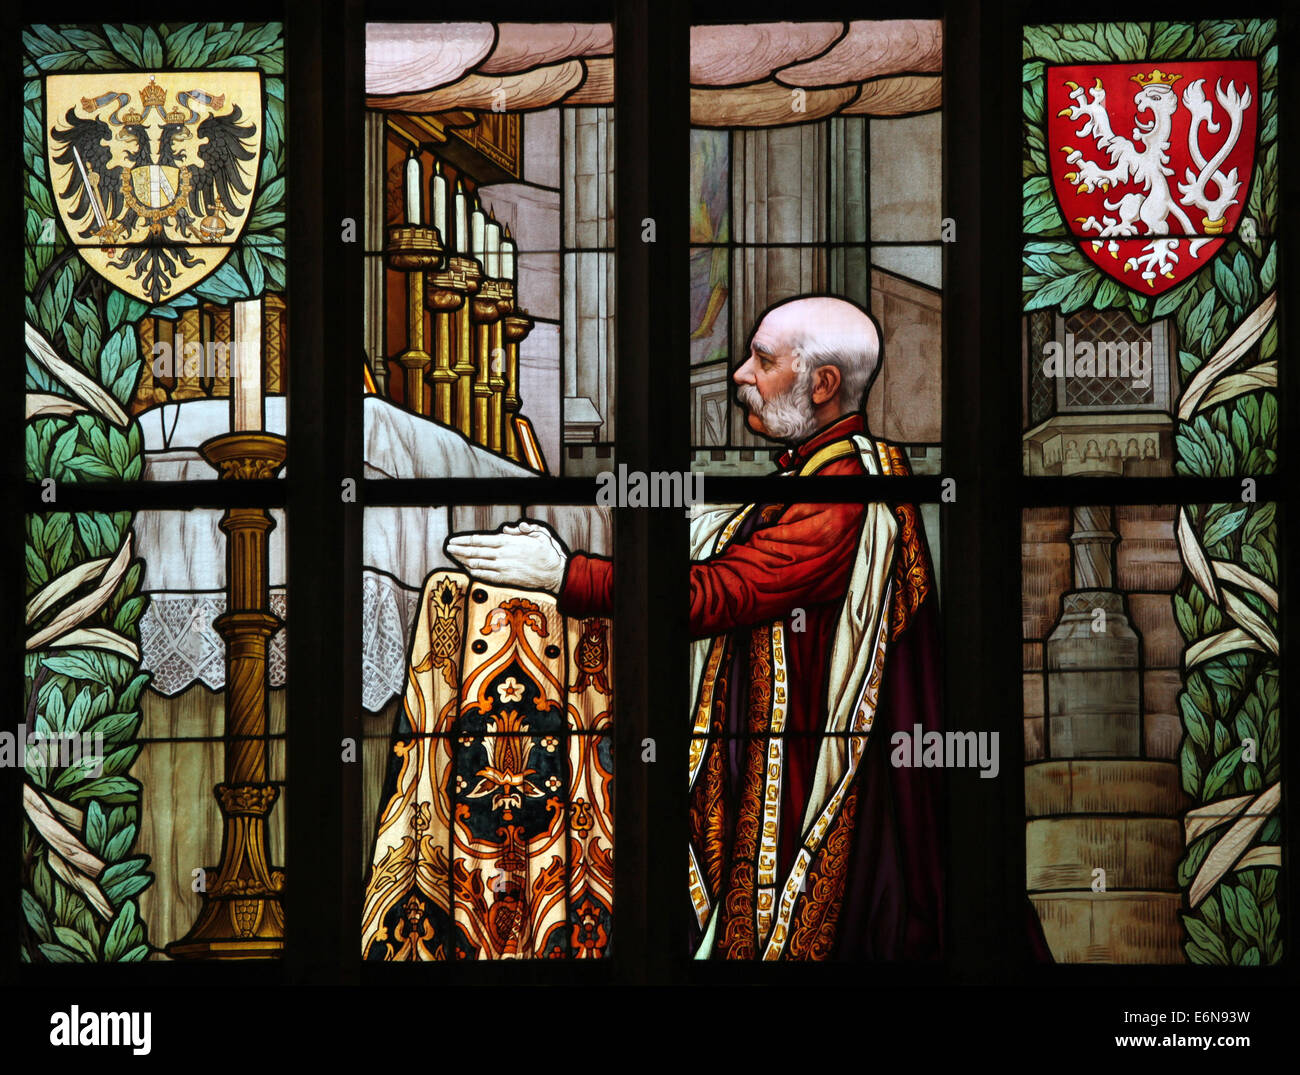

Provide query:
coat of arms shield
left=1046, top=60, right=1258, bottom=295
left=44, top=71, right=263, bottom=304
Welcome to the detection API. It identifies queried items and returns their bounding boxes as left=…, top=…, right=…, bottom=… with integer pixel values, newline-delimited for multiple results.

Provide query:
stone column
left=562, top=108, right=616, bottom=449
left=1027, top=504, right=1184, bottom=963
left=828, top=116, right=869, bottom=308
left=1046, top=506, right=1140, bottom=758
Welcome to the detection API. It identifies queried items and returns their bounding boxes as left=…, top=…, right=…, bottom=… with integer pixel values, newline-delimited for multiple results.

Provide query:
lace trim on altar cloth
left=136, top=575, right=438, bottom=711
left=361, top=573, right=423, bottom=712
left=139, top=590, right=288, bottom=697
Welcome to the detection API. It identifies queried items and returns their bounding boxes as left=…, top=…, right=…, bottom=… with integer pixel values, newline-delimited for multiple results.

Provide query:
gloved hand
left=445, top=520, right=569, bottom=594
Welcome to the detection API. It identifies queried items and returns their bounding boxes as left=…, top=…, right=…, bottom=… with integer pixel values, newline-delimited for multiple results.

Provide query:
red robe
left=559, top=414, right=945, bottom=960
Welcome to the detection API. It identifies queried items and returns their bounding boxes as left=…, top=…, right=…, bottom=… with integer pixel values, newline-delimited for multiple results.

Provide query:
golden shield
left=45, top=71, right=263, bottom=304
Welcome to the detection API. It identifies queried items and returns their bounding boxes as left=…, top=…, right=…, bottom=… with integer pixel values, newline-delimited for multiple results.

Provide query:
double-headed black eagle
left=51, top=102, right=257, bottom=244
left=50, top=98, right=257, bottom=301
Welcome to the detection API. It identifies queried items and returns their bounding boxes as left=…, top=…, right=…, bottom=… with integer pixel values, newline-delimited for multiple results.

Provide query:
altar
left=127, top=393, right=613, bottom=958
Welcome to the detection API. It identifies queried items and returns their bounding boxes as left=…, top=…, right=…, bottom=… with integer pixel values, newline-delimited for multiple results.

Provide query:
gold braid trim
left=689, top=636, right=732, bottom=905
left=690, top=738, right=729, bottom=902
left=785, top=783, right=860, bottom=960
left=716, top=627, right=774, bottom=959
left=877, top=442, right=932, bottom=640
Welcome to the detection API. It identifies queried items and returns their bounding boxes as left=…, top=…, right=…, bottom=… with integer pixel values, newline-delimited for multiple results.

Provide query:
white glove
left=444, top=520, right=569, bottom=595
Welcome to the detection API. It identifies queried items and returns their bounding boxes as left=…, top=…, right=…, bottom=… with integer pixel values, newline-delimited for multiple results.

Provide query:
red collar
left=775, top=414, right=866, bottom=471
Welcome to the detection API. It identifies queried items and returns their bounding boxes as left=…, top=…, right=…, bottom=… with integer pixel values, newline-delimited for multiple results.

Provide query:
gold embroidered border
left=688, top=845, right=711, bottom=929
left=755, top=622, right=788, bottom=946
left=875, top=441, right=932, bottom=640
left=762, top=582, right=893, bottom=960
left=716, top=624, right=775, bottom=960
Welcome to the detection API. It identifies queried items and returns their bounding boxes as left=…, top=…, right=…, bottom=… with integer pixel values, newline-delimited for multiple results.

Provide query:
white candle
left=232, top=297, right=262, bottom=432
left=470, top=202, right=486, bottom=263
left=485, top=220, right=500, bottom=278
left=454, top=181, right=468, bottom=254
left=502, top=230, right=515, bottom=281
left=404, top=153, right=421, bottom=225
left=431, top=163, right=447, bottom=242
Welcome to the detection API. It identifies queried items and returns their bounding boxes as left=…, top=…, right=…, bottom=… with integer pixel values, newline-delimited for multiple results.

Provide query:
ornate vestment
left=360, top=576, right=615, bottom=960
left=560, top=414, right=945, bottom=960
left=690, top=427, right=941, bottom=959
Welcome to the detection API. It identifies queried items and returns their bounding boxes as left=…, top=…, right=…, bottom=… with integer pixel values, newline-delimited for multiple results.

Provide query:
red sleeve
left=555, top=458, right=868, bottom=631
left=558, top=554, right=614, bottom=617
left=688, top=499, right=866, bottom=639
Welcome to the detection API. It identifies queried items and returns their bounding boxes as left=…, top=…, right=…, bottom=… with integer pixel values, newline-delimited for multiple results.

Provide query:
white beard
left=737, top=369, right=818, bottom=444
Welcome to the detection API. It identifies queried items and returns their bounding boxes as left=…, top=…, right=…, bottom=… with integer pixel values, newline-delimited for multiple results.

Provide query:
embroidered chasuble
left=361, top=575, right=614, bottom=959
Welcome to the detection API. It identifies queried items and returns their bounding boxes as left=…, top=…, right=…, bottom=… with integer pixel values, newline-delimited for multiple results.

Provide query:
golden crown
left=1130, top=69, right=1181, bottom=87
left=140, top=77, right=166, bottom=107
left=120, top=78, right=187, bottom=125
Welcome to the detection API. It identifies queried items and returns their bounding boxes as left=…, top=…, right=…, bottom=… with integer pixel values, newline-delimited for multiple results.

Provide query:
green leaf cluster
left=27, top=415, right=143, bottom=484
left=21, top=604, right=154, bottom=962
left=1183, top=870, right=1282, bottom=966
left=23, top=22, right=283, bottom=78
left=1171, top=502, right=1280, bottom=966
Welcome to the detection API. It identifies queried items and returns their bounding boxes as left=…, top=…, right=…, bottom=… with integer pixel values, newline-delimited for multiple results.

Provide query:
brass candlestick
left=501, top=310, right=534, bottom=463
left=386, top=224, right=444, bottom=416
left=427, top=257, right=480, bottom=429
left=487, top=282, right=513, bottom=454
left=471, top=280, right=502, bottom=449
left=168, top=431, right=287, bottom=960
left=449, top=258, right=482, bottom=437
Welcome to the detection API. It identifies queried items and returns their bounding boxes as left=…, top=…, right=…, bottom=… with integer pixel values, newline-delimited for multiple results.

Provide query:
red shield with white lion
left=1046, top=61, right=1258, bottom=294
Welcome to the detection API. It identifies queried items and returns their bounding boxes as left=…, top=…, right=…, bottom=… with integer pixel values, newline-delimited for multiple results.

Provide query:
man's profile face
left=732, top=312, right=802, bottom=438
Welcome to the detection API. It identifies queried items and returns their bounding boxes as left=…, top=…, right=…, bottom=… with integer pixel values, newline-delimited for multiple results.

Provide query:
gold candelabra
left=384, top=218, right=536, bottom=464
left=470, top=282, right=502, bottom=449
left=386, top=224, right=444, bottom=416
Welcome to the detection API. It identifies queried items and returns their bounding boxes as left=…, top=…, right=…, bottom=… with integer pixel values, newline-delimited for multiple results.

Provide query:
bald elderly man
left=447, top=295, right=944, bottom=962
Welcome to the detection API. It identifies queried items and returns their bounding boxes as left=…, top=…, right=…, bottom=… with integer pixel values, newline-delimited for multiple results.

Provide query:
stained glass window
left=356, top=22, right=618, bottom=963
left=9, top=3, right=1293, bottom=1030
left=1021, top=19, right=1281, bottom=966
left=1022, top=20, right=1277, bottom=477
left=21, top=21, right=289, bottom=964
left=689, top=19, right=943, bottom=475
left=360, top=505, right=613, bottom=959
